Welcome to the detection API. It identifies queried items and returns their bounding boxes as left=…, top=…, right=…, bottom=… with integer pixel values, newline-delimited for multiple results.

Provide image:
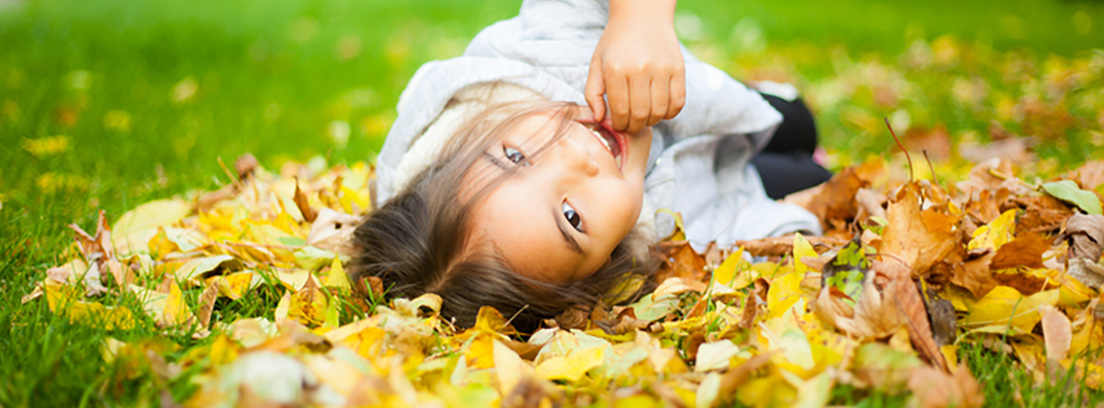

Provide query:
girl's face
left=465, top=107, right=653, bottom=284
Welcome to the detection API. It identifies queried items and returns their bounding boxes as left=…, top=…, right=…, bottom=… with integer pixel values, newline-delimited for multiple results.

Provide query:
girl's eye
left=503, top=146, right=526, bottom=164
left=562, top=202, right=583, bottom=232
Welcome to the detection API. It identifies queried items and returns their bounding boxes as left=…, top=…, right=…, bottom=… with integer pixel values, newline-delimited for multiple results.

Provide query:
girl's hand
left=585, top=0, right=685, bottom=135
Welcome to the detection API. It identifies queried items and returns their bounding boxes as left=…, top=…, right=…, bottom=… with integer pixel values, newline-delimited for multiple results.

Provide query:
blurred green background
left=0, top=0, right=1102, bottom=404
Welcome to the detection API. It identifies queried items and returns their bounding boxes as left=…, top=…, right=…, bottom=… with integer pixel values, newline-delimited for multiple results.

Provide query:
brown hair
left=349, top=95, right=657, bottom=333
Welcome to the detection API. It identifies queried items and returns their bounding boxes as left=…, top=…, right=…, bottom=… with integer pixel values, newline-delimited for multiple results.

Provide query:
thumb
left=585, top=57, right=606, bottom=122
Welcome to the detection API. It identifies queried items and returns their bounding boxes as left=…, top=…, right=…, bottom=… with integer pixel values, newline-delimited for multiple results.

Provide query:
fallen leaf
left=294, top=179, right=318, bottom=223
left=694, top=340, right=742, bottom=372
left=731, top=236, right=848, bottom=258
left=990, top=232, right=1048, bottom=270
left=1039, top=305, right=1072, bottom=372
left=876, top=183, right=960, bottom=277
left=654, top=241, right=708, bottom=283
left=1067, top=258, right=1104, bottom=289
left=113, top=199, right=192, bottom=237
left=307, top=208, right=359, bottom=254
left=962, top=286, right=1059, bottom=332
left=1042, top=180, right=1102, bottom=215
left=906, top=364, right=984, bottom=408
left=1064, top=213, right=1104, bottom=261
left=1069, top=160, right=1104, bottom=191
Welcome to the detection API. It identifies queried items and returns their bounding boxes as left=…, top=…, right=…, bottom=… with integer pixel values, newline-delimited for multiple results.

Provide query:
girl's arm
left=585, top=0, right=685, bottom=135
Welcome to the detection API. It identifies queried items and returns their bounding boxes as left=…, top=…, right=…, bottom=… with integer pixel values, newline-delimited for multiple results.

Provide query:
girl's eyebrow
left=552, top=207, right=584, bottom=255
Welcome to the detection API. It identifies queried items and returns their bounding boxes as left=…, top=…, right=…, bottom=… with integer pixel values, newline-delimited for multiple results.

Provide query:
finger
left=606, top=69, right=630, bottom=132
left=584, top=57, right=607, bottom=123
left=666, top=68, right=687, bottom=120
left=627, top=73, right=651, bottom=134
left=648, top=76, right=669, bottom=127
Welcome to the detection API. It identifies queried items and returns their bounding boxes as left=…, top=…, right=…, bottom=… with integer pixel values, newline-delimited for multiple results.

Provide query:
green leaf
left=1042, top=180, right=1102, bottom=215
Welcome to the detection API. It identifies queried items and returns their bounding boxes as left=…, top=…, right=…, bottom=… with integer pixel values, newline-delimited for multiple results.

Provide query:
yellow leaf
left=968, top=209, right=1017, bottom=250
left=175, top=255, right=243, bottom=283
left=794, top=371, right=833, bottom=408
left=713, top=248, right=755, bottom=289
left=162, top=279, right=192, bottom=327
left=322, top=299, right=340, bottom=329
left=44, top=283, right=136, bottom=330
left=793, top=233, right=817, bottom=276
left=760, top=315, right=816, bottom=375
left=694, top=340, right=742, bottom=372
left=615, top=395, right=659, bottom=408
left=113, top=199, right=191, bottom=237
left=466, top=334, right=497, bottom=370
left=275, top=291, right=291, bottom=320
left=338, top=185, right=370, bottom=213
left=209, top=334, right=239, bottom=366
left=147, top=226, right=180, bottom=257
left=213, top=271, right=256, bottom=300
left=493, top=339, right=524, bottom=396
left=737, top=376, right=797, bottom=408
left=323, top=257, right=351, bottom=290
left=115, top=226, right=208, bottom=258
left=941, top=345, right=959, bottom=371
left=536, top=345, right=605, bottom=382
left=288, top=276, right=328, bottom=326
left=767, top=271, right=803, bottom=319
left=962, top=286, right=1059, bottom=332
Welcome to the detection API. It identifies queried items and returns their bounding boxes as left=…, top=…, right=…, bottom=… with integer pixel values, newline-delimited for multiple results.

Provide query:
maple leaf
left=875, top=182, right=962, bottom=279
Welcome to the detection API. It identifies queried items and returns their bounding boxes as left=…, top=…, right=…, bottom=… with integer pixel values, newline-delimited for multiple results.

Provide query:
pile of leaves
left=22, top=147, right=1104, bottom=407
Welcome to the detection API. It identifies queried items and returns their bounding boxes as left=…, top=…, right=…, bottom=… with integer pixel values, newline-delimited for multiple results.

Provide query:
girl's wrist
left=608, top=0, right=676, bottom=24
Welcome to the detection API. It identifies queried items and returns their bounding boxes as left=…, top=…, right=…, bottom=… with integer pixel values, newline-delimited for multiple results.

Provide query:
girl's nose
left=558, top=132, right=599, bottom=177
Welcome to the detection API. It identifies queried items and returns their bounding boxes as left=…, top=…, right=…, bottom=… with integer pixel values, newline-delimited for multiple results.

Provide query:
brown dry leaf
left=904, top=125, right=952, bottom=160
left=1067, top=258, right=1104, bottom=290
left=1069, top=160, right=1104, bottom=191
left=876, top=183, right=961, bottom=277
left=964, top=190, right=1004, bottom=225
left=1064, top=214, right=1104, bottom=261
left=959, top=136, right=1035, bottom=165
left=731, top=235, right=847, bottom=258
left=294, top=179, right=318, bottom=223
left=654, top=241, right=708, bottom=283
left=195, top=184, right=238, bottom=213
left=195, top=283, right=220, bottom=328
left=990, top=232, right=1048, bottom=270
left=880, top=262, right=947, bottom=370
left=1040, top=305, right=1072, bottom=371
left=1014, top=195, right=1073, bottom=234
left=991, top=268, right=1053, bottom=296
left=952, top=248, right=999, bottom=298
left=234, top=153, right=259, bottom=180
left=956, top=158, right=1019, bottom=201
left=814, top=270, right=906, bottom=339
left=801, top=166, right=870, bottom=231
left=306, top=208, right=360, bottom=254
left=68, top=210, right=115, bottom=262
left=907, top=365, right=984, bottom=408
left=855, top=188, right=887, bottom=222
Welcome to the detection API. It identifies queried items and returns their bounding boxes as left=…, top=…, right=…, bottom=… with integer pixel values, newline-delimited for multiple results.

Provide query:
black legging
left=751, top=92, right=832, bottom=199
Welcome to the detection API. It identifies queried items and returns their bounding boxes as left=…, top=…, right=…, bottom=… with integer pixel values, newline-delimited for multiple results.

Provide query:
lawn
left=1, top=0, right=1103, bottom=406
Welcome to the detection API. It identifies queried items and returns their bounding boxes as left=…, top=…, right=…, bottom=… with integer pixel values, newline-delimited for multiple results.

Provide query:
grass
left=1, top=0, right=1103, bottom=405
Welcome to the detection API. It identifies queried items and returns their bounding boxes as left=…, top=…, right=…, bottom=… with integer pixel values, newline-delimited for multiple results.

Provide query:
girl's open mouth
left=583, top=121, right=626, bottom=170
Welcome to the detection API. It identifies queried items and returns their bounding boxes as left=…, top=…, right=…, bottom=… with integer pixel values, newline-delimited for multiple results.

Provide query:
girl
left=350, top=0, right=830, bottom=332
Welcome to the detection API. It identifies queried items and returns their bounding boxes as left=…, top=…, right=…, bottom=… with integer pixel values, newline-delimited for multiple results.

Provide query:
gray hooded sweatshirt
left=374, top=0, right=821, bottom=249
